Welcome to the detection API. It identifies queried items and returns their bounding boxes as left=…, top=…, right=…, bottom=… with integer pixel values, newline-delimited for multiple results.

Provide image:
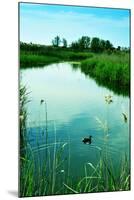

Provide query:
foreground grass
left=20, top=141, right=130, bottom=197
left=19, top=84, right=29, bottom=147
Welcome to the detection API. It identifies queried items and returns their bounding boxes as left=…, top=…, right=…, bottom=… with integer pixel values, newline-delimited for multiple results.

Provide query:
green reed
left=19, top=88, right=69, bottom=197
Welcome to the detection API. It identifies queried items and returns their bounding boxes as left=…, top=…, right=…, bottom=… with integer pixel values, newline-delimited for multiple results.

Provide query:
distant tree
left=52, top=36, right=61, bottom=47
left=99, top=39, right=106, bottom=52
left=105, top=40, right=113, bottom=50
left=90, top=37, right=101, bottom=53
left=127, top=47, right=130, bottom=53
left=121, top=47, right=130, bottom=53
left=117, top=46, right=121, bottom=51
left=62, top=38, right=67, bottom=48
left=70, top=36, right=90, bottom=50
left=70, top=41, right=79, bottom=50
left=78, top=36, right=90, bottom=49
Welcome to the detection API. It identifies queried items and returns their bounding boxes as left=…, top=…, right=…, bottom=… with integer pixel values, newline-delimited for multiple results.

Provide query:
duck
left=82, top=136, right=92, bottom=144
left=40, top=99, right=44, bottom=104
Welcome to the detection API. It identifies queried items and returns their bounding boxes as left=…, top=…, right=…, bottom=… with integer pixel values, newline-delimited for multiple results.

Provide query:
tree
left=105, top=40, right=113, bottom=50
left=90, top=38, right=113, bottom=52
left=70, top=36, right=90, bottom=50
left=70, top=41, right=79, bottom=50
left=52, top=36, right=61, bottom=47
left=117, top=46, right=121, bottom=51
left=90, top=37, right=101, bottom=53
left=62, top=38, right=67, bottom=48
left=78, top=36, right=90, bottom=49
left=100, top=39, right=106, bottom=52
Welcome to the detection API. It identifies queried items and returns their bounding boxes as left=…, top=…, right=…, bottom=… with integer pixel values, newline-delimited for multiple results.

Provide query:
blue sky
left=20, top=3, right=130, bottom=47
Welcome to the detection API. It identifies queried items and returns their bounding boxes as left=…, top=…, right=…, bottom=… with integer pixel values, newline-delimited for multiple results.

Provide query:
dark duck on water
left=82, top=136, right=92, bottom=144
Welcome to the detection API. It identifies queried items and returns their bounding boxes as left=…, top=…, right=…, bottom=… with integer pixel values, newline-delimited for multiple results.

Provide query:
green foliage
left=20, top=53, right=60, bottom=68
left=78, top=36, right=91, bottom=49
left=70, top=36, right=90, bottom=50
left=62, top=38, right=68, bottom=48
left=81, top=53, right=130, bottom=96
left=20, top=47, right=92, bottom=68
left=90, top=38, right=113, bottom=53
left=105, top=40, right=113, bottom=50
left=90, top=37, right=101, bottom=53
left=52, top=36, right=61, bottom=47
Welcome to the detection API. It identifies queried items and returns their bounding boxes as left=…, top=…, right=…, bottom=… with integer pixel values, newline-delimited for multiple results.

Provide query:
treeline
left=20, top=35, right=130, bottom=53
left=51, top=35, right=129, bottom=53
left=52, top=36, right=114, bottom=53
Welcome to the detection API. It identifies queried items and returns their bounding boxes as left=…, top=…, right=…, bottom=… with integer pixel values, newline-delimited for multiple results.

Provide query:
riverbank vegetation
left=80, top=53, right=130, bottom=96
left=20, top=49, right=93, bottom=68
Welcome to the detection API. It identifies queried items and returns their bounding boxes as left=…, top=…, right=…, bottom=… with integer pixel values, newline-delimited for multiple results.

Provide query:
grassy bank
left=81, top=53, right=129, bottom=86
left=20, top=49, right=92, bottom=68
left=20, top=53, right=60, bottom=67
left=80, top=53, right=130, bottom=96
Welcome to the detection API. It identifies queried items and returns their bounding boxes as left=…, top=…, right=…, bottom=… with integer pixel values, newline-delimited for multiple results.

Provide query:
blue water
left=21, top=62, right=130, bottom=184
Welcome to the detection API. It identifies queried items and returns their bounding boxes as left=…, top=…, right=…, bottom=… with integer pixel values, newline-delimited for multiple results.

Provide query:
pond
left=21, top=62, right=130, bottom=194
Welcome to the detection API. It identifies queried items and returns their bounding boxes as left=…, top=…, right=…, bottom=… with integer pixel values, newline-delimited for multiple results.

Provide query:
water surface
left=21, top=62, right=130, bottom=182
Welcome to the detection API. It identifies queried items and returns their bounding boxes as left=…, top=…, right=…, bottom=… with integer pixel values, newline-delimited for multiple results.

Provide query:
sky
left=19, top=3, right=130, bottom=47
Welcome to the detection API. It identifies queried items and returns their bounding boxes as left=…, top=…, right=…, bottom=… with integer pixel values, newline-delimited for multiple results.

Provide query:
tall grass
left=20, top=53, right=60, bottom=68
left=20, top=128, right=69, bottom=197
left=80, top=53, right=130, bottom=96
left=19, top=86, right=69, bottom=196
left=20, top=50, right=93, bottom=68
left=19, top=84, right=29, bottom=147
left=63, top=154, right=130, bottom=194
